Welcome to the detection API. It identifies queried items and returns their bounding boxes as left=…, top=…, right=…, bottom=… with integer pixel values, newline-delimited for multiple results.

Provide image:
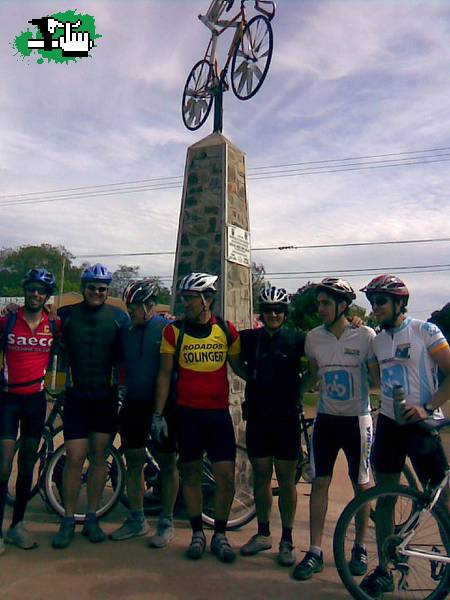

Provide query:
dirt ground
left=1, top=429, right=448, bottom=600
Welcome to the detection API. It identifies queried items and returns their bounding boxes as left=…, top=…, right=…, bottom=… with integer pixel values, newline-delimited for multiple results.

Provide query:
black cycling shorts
left=311, top=413, right=373, bottom=485
left=120, top=400, right=177, bottom=453
left=63, top=386, right=119, bottom=441
left=246, top=416, right=300, bottom=461
left=371, top=413, right=447, bottom=486
left=0, top=391, right=46, bottom=440
left=175, top=405, right=236, bottom=464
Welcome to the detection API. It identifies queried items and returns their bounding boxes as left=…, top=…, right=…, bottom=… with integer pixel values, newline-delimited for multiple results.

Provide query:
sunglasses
left=262, top=306, right=285, bottom=315
left=181, top=294, right=200, bottom=303
left=86, top=284, right=108, bottom=293
left=24, top=286, right=48, bottom=295
left=370, top=295, right=390, bottom=307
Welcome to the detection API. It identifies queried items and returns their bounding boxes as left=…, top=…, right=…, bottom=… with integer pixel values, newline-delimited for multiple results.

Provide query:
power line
left=3, top=145, right=450, bottom=200
left=75, top=236, right=450, bottom=259
left=3, top=149, right=450, bottom=208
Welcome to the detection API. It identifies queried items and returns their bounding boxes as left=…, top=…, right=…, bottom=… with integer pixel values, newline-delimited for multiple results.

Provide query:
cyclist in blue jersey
left=110, top=280, right=178, bottom=546
left=239, top=284, right=304, bottom=567
left=52, top=264, right=129, bottom=549
left=293, top=278, right=379, bottom=582
left=359, top=274, right=450, bottom=597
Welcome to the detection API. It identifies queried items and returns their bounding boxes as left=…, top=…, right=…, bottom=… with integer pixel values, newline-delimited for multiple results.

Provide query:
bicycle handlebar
left=254, top=0, right=276, bottom=21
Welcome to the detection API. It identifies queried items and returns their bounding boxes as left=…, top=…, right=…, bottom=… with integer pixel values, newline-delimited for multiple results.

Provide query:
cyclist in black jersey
left=52, top=264, right=129, bottom=549
left=239, top=284, right=304, bottom=567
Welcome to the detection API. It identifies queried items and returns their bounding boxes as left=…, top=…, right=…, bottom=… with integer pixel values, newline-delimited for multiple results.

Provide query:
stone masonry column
left=172, top=132, right=252, bottom=445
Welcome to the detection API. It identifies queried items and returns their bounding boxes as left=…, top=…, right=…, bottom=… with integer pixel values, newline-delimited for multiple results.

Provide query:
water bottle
left=393, top=384, right=407, bottom=425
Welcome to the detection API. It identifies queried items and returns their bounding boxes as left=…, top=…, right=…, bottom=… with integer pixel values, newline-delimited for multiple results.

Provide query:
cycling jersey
left=0, top=307, right=60, bottom=395
left=371, top=317, right=448, bottom=420
left=58, top=302, right=129, bottom=390
left=160, top=316, right=240, bottom=410
left=240, top=327, right=305, bottom=419
left=120, top=314, right=169, bottom=403
left=305, top=325, right=376, bottom=416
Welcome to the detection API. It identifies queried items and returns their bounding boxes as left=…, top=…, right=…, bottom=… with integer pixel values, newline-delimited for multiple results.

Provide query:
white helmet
left=259, top=283, right=290, bottom=305
left=178, top=272, right=218, bottom=294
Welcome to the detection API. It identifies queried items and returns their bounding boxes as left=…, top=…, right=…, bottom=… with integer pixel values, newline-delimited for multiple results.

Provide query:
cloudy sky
left=1, top=0, right=449, bottom=319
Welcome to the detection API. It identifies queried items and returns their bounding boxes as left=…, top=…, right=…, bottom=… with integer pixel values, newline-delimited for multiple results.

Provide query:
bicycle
left=182, top=0, right=275, bottom=130
left=333, top=418, right=450, bottom=600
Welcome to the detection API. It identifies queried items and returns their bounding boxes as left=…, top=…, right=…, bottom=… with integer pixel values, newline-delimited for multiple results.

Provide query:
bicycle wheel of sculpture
left=231, top=15, right=273, bottom=100
left=182, top=59, right=214, bottom=130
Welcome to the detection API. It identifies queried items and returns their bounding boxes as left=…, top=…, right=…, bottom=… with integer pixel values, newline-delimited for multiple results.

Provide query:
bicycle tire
left=201, top=445, right=256, bottom=529
left=231, top=15, right=273, bottom=101
left=6, top=428, right=56, bottom=506
left=43, top=444, right=125, bottom=524
left=333, top=484, right=450, bottom=600
left=182, top=59, right=214, bottom=130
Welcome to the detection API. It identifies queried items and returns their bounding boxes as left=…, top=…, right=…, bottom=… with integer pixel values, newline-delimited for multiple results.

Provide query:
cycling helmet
left=81, top=263, right=112, bottom=285
left=122, top=279, right=159, bottom=305
left=360, top=274, right=409, bottom=298
left=178, top=272, right=218, bottom=294
left=259, top=284, right=290, bottom=305
left=23, top=268, right=56, bottom=293
left=316, top=277, right=356, bottom=304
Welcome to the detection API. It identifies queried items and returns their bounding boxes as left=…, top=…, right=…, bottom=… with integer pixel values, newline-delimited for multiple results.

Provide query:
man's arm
left=228, top=354, right=248, bottom=380
left=404, top=345, right=450, bottom=422
left=299, top=358, right=319, bottom=398
left=154, top=354, right=174, bottom=415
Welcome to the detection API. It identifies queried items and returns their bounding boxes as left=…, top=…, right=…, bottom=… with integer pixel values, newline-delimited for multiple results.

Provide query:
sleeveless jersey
left=370, top=317, right=448, bottom=420
left=160, top=316, right=240, bottom=410
left=0, top=307, right=60, bottom=395
left=305, top=325, right=376, bottom=416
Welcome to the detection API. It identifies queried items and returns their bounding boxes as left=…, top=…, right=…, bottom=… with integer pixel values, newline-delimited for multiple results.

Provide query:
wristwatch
left=424, top=403, right=435, bottom=415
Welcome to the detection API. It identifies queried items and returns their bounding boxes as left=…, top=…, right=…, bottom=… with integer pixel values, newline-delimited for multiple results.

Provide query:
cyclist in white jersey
left=293, top=278, right=378, bottom=582
left=359, top=274, right=450, bottom=597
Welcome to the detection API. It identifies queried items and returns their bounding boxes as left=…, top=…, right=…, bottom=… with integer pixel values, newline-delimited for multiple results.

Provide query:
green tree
left=288, top=283, right=320, bottom=331
left=0, top=244, right=83, bottom=296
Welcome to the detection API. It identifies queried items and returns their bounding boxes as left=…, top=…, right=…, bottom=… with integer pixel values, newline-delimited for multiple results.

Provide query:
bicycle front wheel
left=43, top=444, right=125, bottom=524
left=202, top=445, right=256, bottom=529
left=333, top=484, right=450, bottom=600
left=182, top=59, right=214, bottom=130
left=231, top=15, right=273, bottom=100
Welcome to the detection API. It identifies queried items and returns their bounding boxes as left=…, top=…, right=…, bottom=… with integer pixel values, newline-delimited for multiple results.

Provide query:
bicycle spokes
left=182, top=59, right=214, bottom=130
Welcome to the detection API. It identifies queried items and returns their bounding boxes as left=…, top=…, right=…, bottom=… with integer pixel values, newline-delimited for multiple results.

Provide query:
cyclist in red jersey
left=152, top=272, right=244, bottom=563
left=0, top=268, right=58, bottom=554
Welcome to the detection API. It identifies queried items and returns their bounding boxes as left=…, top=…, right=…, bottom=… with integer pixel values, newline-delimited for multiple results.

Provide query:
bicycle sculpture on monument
left=181, top=0, right=276, bottom=132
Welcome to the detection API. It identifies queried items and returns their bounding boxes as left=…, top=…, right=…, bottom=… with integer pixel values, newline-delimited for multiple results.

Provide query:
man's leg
left=210, top=460, right=236, bottom=563
left=148, top=451, right=178, bottom=548
left=0, top=439, right=16, bottom=549
left=110, top=447, right=149, bottom=541
left=182, top=459, right=207, bottom=559
left=240, top=456, right=274, bottom=555
left=274, top=458, right=297, bottom=565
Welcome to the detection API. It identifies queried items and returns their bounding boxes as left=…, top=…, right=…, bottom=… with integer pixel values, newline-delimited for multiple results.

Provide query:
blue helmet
left=23, top=268, right=56, bottom=293
left=81, top=263, right=112, bottom=285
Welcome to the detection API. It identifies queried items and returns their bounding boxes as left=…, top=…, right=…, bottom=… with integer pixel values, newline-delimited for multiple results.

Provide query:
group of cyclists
left=0, top=262, right=449, bottom=597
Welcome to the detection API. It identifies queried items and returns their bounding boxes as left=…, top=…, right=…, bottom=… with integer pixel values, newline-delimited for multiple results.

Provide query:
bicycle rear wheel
left=182, top=59, right=214, bottom=130
left=201, top=445, right=256, bottom=529
left=333, top=484, right=450, bottom=600
left=43, top=444, right=125, bottom=524
left=231, top=15, right=273, bottom=100
left=6, top=428, right=56, bottom=506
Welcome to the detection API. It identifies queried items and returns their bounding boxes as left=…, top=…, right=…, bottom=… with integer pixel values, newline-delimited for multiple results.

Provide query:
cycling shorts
left=371, top=413, right=447, bottom=486
left=0, top=391, right=46, bottom=440
left=246, top=417, right=300, bottom=461
left=63, top=386, right=119, bottom=440
left=120, top=399, right=177, bottom=453
left=311, top=413, right=373, bottom=485
left=175, top=406, right=236, bottom=464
